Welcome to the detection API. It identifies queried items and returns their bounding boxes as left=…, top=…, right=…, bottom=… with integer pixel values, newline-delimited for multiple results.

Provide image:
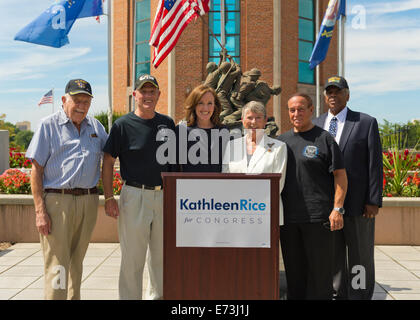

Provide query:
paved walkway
left=1, top=243, right=420, bottom=300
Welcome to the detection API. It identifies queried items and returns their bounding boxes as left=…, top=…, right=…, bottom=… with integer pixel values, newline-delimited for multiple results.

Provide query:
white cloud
left=347, top=62, right=420, bottom=95
left=346, top=27, right=420, bottom=63
left=345, top=3, right=420, bottom=96
left=363, top=0, right=420, bottom=15
left=0, top=88, right=49, bottom=94
left=0, top=47, right=91, bottom=81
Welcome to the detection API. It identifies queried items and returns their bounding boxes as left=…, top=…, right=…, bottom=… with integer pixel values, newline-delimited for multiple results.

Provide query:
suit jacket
left=222, top=134, right=288, bottom=225
left=313, top=108, right=383, bottom=216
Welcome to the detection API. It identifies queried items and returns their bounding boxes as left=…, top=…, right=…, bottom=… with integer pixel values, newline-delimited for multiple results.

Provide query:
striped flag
left=309, top=0, right=346, bottom=69
left=149, top=0, right=210, bottom=68
left=38, top=90, right=53, bottom=106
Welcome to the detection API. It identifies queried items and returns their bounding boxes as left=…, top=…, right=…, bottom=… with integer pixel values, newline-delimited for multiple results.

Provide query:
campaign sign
left=176, top=179, right=271, bottom=248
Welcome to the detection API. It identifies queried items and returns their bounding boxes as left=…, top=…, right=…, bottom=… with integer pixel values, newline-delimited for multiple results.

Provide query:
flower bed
left=97, top=170, right=123, bottom=195
left=9, top=147, right=31, bottom=169
left=383, top=149, right=420, bottom=197
left=0, top=168, right=123, bottom=195
left=0, top=169, right=31, bottom=194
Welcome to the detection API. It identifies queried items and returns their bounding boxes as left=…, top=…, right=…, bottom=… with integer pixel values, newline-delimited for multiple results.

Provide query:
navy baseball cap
left=324, top=76, right=349, bottom=90
left=65, top=79, right=93, bottom=97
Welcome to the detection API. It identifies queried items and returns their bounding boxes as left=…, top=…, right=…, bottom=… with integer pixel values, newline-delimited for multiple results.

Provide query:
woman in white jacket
left=222, top=101, right=287, bottom=225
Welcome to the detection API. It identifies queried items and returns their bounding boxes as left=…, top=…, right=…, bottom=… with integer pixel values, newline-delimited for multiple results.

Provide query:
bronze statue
left=216, top=60, right=242, bottom=120
left=245, top=81, right=281, bottom=106
left=224, top=68, right=262, bottom=124
left=203, top=62, right=222, bottom=89
left=202, top=52, right=281, bottom=136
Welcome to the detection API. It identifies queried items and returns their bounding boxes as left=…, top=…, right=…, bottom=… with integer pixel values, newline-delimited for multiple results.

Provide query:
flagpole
left=315, top=0, right=321, bottom=117
left=107, top=0, right=113, bottom=133
left=131, top=0, right=137, bottom=112
left=338, top=14, right=346, bottom=77
left=200, top=16, right=225, bottom=51
left=52, top=88, right=54, bottom=114
left=220, top=0, right=226, bottom=49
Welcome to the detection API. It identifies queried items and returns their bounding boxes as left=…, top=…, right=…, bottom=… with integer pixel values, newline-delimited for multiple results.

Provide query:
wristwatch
left=334, top=207, right=345, bottom=215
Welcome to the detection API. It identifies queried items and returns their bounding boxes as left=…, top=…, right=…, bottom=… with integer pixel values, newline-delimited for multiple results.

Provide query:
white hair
left=242, top=101, right=267, bottom=119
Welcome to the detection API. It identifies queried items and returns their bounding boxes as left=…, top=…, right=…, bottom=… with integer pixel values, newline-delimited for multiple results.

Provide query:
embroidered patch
left=303, top=145, right=318, bottom=158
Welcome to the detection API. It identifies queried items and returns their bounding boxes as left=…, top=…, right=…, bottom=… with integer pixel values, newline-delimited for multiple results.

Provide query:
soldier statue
left=201, top=51, right=281, bottom=136
left=216, top=59, right=242, bottom=120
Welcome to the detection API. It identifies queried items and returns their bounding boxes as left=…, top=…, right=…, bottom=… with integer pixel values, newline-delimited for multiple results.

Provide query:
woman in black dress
left=176, top=84, right=228, bottom=172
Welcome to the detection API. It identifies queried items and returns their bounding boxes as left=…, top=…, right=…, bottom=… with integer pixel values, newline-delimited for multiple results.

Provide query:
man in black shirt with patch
left=102, top=74, right=175, bottom=300
left=277, top=93, right=347, bottom=299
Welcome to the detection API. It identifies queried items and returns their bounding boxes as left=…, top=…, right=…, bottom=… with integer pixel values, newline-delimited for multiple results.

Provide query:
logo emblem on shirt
left=303, top=145, right=318, bottom=158
left=157, top=124, right=169, bottom=142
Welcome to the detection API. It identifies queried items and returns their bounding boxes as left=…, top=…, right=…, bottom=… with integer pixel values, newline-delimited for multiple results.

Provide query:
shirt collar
left=327, top=106, right=348, bottom=123
left=58, top=108, right=70, bottom=125
left=58, top=107, right=92, bottom=127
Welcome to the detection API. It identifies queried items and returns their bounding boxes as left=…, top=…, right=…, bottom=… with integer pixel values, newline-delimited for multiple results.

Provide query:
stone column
left=0, top=130, right=9, bottom=174
left=273, top=0, right=281, bottom=133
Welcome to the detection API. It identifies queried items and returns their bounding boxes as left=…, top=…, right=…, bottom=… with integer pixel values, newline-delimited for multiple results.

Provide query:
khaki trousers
left=40, top=193, right=98, bottom=300
left=118, top=184, right=163, bottom=300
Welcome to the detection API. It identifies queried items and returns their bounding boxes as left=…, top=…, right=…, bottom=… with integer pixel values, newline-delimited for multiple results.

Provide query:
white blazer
left=222, top=134, right=287, bottom=225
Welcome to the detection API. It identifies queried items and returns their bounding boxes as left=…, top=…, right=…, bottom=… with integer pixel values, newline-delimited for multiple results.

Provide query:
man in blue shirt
left=26, top=79, right=108, bottom=300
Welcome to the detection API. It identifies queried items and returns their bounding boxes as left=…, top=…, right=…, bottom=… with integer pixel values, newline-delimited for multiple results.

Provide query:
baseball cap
left=324, top=76, right=349, bottom=90
left=135, top=74, right=159, bottom=90
left=65, top=79, right=93, bottom=97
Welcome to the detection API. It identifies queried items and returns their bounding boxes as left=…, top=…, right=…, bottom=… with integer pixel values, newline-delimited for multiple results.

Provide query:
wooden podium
left=162, top=173, right=281, bottom=300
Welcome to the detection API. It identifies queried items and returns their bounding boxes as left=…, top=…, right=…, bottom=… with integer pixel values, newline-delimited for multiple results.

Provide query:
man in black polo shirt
left=277, top=93, right=347, bottom=300
left=102, top=74, right=175, bottom=300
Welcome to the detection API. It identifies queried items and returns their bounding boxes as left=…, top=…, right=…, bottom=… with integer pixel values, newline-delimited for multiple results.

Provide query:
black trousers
left=280, top=222, right=334, bottom=300
left=332, top=216, right=375, bottom=300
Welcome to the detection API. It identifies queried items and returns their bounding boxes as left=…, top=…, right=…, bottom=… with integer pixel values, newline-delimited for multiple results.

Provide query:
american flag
left=149, top=0, right=210, bottom=68
left=38, top=89, right=53, bottom=106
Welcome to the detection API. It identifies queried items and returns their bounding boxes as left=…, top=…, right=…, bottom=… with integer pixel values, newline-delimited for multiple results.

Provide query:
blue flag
left=309, top=0, right=346, bottom=70
left=14, top=0, right=104, bottom=48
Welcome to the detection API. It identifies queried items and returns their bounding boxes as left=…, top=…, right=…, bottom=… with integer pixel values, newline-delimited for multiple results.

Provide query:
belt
left=44, top=187, right=98, bottom=196
left=125, top=181, right=162, bottom=190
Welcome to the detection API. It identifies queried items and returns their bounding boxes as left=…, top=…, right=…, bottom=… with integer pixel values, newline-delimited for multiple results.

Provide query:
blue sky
left=0, top=0, right=419, bottom=132
left=345, top=0, right=420, bottom=124
left=0, top=0, right=109, bottom=131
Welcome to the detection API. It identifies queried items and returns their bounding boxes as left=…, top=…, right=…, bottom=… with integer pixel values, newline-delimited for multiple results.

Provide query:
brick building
left=111, top=0, right=339, bottom=133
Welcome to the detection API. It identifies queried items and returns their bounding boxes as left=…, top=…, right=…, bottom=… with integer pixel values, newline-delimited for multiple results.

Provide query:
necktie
left=328, top=117, right=338, bottom=137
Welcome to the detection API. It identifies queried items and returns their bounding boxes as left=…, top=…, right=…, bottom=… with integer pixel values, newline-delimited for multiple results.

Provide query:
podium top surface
left=162, top=172, right=282, bottom=180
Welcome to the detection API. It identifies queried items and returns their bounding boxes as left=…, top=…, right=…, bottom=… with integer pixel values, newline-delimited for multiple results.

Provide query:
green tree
left=15, top=130, right=34, bottom=150
left=0, top=115, right=19, bottom=148
left=380, top=119, right=420, bottom=150
left=94, top=111, right=123, bottom=133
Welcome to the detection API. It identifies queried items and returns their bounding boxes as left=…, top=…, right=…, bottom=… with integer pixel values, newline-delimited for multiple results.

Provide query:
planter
left=1, top=194, right=419, bottom=245
left=0, top=194, right=119, bottom=243
left=375, top=197, right=420, bottom=245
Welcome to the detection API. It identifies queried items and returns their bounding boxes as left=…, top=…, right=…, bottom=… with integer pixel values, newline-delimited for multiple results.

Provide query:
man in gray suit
left=313, top=76, right=383, bottom=300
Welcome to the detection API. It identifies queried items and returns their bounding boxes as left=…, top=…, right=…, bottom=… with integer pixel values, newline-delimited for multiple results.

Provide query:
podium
left=162, top=172, right=281, bottom=300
